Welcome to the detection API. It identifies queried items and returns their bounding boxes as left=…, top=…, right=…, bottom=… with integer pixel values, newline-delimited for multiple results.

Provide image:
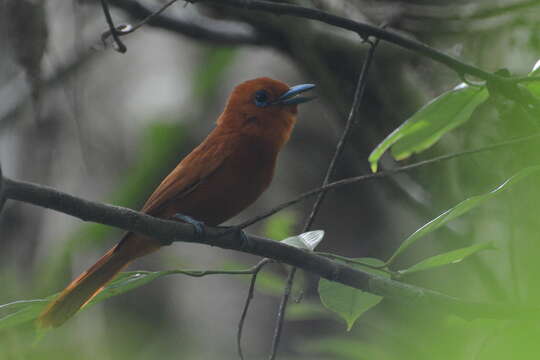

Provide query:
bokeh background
left=2, top=0, right=540, bottom=359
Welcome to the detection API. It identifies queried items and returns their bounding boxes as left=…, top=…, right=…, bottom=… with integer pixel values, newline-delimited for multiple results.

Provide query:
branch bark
left=2, top=176, right=537, bottom=321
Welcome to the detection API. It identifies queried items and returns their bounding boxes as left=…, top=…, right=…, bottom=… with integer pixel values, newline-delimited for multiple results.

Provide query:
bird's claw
left=173, top=213, right=206, bottom=241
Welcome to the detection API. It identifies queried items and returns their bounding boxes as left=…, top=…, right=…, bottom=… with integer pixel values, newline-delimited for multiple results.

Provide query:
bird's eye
left=254, top=90, right=269, bottom=107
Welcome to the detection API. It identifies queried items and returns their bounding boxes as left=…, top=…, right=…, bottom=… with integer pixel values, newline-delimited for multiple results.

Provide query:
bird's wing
left=141, top=131, right=236, bottom=216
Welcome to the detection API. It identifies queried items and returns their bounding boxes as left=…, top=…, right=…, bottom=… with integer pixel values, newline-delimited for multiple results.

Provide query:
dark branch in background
left=100, top=0, right=127, bottom=53
left=102, top=0, right=180, bottom=48
left=178, top=0, right=540, bottom=120
left=193, top=0, right=500, bottom=83
left=113, top=0, right=179, bottom=35
left=107, top=0, right=263, bottom=46
left=110, top=0, right=529, bottom=87
left=2, top=175, right=539, bottom=321
left=269, top=37, right=380, bottom=360
left=106, top=0, right=540, bottom=117
left=0, top=50, right=96, bottom=132
left=109, top=0, right=540, bottom=86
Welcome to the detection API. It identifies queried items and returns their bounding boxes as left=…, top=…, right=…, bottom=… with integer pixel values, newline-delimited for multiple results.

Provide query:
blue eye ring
left=254, top=90, right=269, bottom=107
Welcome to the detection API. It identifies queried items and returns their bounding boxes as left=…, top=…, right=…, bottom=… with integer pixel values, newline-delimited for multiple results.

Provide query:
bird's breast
left=165, top=136, right=279, bottom=226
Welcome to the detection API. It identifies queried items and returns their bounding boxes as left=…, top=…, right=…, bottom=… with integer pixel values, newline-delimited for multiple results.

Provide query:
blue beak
left=274, top=84, right=316, bottom=105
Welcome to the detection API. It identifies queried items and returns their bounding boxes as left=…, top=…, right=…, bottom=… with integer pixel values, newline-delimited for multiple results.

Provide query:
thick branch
left=2, top=176, right=537, bottom=320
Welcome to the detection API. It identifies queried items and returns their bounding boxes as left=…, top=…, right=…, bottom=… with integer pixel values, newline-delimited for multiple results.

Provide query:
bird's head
left=218, top=77, right=315, bottom=146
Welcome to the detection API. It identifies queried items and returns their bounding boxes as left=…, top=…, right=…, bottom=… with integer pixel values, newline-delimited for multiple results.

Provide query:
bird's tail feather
left=37, top=245, right=130, bottom=328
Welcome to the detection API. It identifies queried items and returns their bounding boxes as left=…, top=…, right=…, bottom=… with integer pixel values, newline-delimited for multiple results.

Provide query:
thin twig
left=108, top=0, right=261, bottom=45
left=304, top=38, right=379, bottom=231
left=238, top=132, right=540, bottom=230
left=163, top=265, right=268, bottom=277
left=102, top=0, right=180, bottom=43
left=237, top=258, right=272, bottom=360
left=268, top=38, right=380, bottom=360
left=116, top=0, right=179, bottom=35
left=100, top=0, right=127, bottom=53
left=117, top=265, right=272, bottom=280
left=269, top=267, right=296, bottom=360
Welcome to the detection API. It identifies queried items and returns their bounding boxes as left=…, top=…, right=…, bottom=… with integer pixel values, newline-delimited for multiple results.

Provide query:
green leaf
left=0, top=271, right=171, bottom=330
left=287, top=302, right=330, bottom=321
left=318, top=258, right=388, bottom=330
left=0, top=299, right=49, bottom=330
left=368, top=85, right=489, bottom=172
left=398, top=241, right=495, bottom=275
left=387, top=166, right=540, bottom=265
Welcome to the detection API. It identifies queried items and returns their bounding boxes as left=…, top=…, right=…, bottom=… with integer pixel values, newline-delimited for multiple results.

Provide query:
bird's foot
left=173, top=213, right=206, bottom=241
left=216, top=225, right=249, bottom=249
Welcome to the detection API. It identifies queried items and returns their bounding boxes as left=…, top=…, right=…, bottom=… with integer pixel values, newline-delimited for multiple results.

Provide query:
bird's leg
left=172, top=213, right=206, bottom=241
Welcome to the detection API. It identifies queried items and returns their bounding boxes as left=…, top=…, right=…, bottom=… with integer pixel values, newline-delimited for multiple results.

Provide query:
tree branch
left=2, top=176, right=538, bottom=321
left=100, top=0, right=127, bottom=53
left=192, top=0, right=503, bottom=83
left=108, top=0, right=263, bottom=45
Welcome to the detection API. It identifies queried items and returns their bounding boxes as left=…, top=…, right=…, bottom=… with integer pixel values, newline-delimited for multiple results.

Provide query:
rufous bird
left=38, top=77, right=315, bottom=327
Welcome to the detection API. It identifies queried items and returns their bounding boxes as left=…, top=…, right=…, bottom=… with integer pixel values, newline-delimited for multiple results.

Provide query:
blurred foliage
left=369, top=84, right=489, bottom=172
left=387, top=165, right=540, bottom=265
left=263, top=210, right=298, bottom=240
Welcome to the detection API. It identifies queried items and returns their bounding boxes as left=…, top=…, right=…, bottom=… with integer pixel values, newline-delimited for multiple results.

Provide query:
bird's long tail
left=37, top=234, right=159, bottom=328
